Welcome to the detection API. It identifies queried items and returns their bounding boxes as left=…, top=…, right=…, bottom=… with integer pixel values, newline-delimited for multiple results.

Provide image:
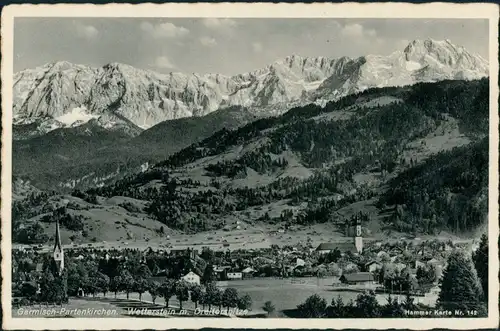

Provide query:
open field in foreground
left=215, top=277, right=439, bottom=314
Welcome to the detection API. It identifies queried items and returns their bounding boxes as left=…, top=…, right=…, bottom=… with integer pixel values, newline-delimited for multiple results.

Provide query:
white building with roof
left=181, top=271, right=200, bottom=285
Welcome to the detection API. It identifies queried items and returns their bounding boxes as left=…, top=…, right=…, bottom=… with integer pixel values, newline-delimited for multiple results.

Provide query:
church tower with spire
left=53, top=219, right=64, bottom=274
left=354, top=215, right=363, bottom=254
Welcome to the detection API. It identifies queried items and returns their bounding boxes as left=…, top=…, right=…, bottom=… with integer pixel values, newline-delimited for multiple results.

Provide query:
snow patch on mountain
left=55, top=106, right=100, bottom=126
left=405, top=61, right=422, bottom=71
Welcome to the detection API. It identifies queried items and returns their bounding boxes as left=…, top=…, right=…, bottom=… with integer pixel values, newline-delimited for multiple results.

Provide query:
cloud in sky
left=200, top=36, right=217, bottom=47
left=340, top=23, right=377, bottom=39
left=14, top=18, right=489, bottom=76
left=202, top=18, right=237, bottom=30
left=74, top=22, right=99, bottom=39
left=252, top=42, right=263, bottom=53
left=154, top=56, right=176, bottom=69
left=140, top=21, right=189, bottom=38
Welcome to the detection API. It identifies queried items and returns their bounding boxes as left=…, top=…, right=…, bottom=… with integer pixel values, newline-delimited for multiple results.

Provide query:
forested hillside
left=54, top=78, right=488, bottom=238
left=13, top=106, right=256, bottom=191
left=12, top=79, right=489, bottom=243
left=379, top=138, right=488, bottom=234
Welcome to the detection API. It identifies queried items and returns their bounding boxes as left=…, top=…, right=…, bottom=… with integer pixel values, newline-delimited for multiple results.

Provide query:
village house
left=170, top=248, right=198, bottom=259
left=443, top=242, right=454, bottom=252
left=426, top=257, right=443, bottom=267
left=426, top=258, right=445, bottom=284
left=181, top=271, right=201, bottom=285
left=389, top=246, right=405, bottom=256
left=295, top=258, right=305, bottom=268
left=365, top=260, right=382, bottom=273
left=241, top=267, right=256, bottom=278
left=213, top=265, right=231, bottom=280
left=227, top=272, right=243, bottom=280
left=413, top=260, right=426, bottom=269
left=315, top=242, right=358, bottom=255
left=376, top=250, right=390, bottom=260
left=339, top=272, right=376, bottom=286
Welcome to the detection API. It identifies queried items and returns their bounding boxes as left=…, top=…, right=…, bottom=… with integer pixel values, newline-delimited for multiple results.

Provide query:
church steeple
left=53, top=219, right=64, bottom=274
left=54, top=219, right=62, bottom=250
left=354, top=214, right=363, bottom=254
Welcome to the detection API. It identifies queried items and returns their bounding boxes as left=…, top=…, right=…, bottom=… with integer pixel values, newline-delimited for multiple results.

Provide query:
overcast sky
left=14, top=18, right=489, bottom=75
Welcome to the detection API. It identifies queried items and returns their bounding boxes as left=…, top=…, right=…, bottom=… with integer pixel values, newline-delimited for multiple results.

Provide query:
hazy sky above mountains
left=14, top=18, right=489, bottom=75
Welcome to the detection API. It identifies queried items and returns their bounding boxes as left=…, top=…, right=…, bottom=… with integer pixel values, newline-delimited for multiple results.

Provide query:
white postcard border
left=1, top=2, right=499, bottom=330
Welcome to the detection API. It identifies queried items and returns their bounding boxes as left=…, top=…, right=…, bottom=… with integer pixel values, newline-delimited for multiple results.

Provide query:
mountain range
left=13, top=39, right=488, bottom=138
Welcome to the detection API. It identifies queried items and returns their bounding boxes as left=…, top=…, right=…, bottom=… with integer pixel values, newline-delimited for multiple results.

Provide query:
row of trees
left=14, top=253, right=254, bottom=314
left=295, top=291, right=417, bottom=318
left=15, top=268, right=252, bottom=314
left=112, top=277, right=252, bottom=312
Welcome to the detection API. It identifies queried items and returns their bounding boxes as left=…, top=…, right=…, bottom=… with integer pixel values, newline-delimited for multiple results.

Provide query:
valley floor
left=17, top=216, right=474, bottom=254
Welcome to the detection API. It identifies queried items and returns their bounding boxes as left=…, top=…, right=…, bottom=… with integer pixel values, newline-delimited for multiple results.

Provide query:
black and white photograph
left=1, top=3, right=499, bottom=330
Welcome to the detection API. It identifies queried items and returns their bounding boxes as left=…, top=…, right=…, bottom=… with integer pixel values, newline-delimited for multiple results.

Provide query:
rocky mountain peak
left=403, top=38, right=484, bottom=68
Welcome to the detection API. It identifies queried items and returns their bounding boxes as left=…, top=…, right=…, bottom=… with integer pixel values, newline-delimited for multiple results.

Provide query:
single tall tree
left=472, top=233, right=488, bottom=302
left=381, top=295, right=404, bottom=317
left=190, top=284, right=203, bottom=309
left=297, top=294, right=327, bottom=318
left=237, top=293, right=253, bottom=311
left=39, top=268, right=56, bottom=304
left=160, top=279, right=176, bottom=308
left=202, top=263, right=215, bottom=285
left=21, top=281, right=38, bottom=302
left=199, top=290, right=208, bottom=310
left=262, top=301, right=276, bottom=317
left=120, top=270, right=135, bottom=300
left=222, top=287, right=239, bottom=310
left=355, top=290, right=381, bottom=318
left=438, top=250, right=486, bottom=314
left=175, top=280, right=190, bottom=310
left=327, top=296, right=347, bottom=318
left=148, top=280, right=160, bottom=304
left=207, top=284, right=222, bottom=311
left=95, top=272, right=110, bottom=297
left=134, top=278, right=149, bottom=302
left=110, top=275, right=122, bottom=298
